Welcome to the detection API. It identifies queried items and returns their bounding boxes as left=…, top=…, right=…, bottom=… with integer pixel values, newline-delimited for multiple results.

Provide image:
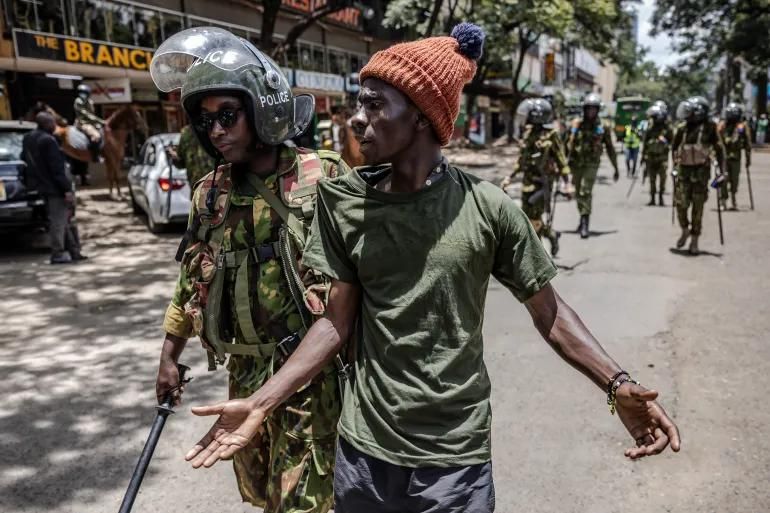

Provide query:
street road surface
left=1, top=149, right=768, bottom=512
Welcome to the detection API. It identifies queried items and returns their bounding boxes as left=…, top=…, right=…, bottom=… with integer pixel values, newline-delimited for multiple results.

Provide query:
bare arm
left=185, top=279, right=361, bottom=468
left=525, top=283, right=681, bottom=458
left=525, top=283, right=620, bottom=389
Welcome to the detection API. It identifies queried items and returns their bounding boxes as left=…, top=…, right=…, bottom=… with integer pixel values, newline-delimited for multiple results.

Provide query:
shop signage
left=13, top=29, right=154, bottom=71
left=281, top=0, right=362, bottom=30
left=83, top=78, right=132, bottom=104
left=295, top=69, right=344, bottom=92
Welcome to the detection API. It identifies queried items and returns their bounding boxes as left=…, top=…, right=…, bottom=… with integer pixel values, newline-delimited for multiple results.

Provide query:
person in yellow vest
left=624, top=115, right=642, bottom=178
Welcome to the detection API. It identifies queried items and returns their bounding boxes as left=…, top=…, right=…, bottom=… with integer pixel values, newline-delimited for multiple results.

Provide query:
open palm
left=185, top=399, right=266, bottom=468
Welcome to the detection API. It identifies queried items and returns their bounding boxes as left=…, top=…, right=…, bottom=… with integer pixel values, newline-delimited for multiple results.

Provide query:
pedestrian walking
left=150, top=27, right=350, bottom=512
left=624, top=115, right=642, bottom=177
left=641, top=102, right=674, bottom=206
left=185, top=23, right=681, bottom=513
left=672, top=96, right=726, bottom=255
left=21, top=112, right=87, bottom=264
left=717, top=103, right=751, bottom=210
left=756, top=113, right=768, bottom=144
left=567, top=93, right=620, bottom=238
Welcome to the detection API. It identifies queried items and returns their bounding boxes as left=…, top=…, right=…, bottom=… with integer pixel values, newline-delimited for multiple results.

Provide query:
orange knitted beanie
left=359, top=23, right=485, bottom=146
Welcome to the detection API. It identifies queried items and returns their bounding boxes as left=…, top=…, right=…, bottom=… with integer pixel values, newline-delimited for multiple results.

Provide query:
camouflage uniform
left=567, top=118, right=618, bottom=215
left=641, top=120, right=674, bottom=199
left=73, top=95, right=103, bottom=143
left=509, top=125, right=569, bottom=238
left=163, top=145, right=348, bottom=512
left=672, top=121, right=725, bottom=238
left=174, top=125, right=216, bottom=195
left=717, top=120, right=751, bottom=207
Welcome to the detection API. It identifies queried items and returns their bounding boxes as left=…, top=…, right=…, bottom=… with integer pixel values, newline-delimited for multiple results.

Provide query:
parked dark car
left=0, top=120, right=49, bottom=232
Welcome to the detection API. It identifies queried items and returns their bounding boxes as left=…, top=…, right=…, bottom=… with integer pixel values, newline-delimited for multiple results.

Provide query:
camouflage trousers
left=719, top=159, right=741, bottom=201
left=572, top=163, right=599, bottom=215
left=675, top=165, right=710, bottom=236
left=228, top=356, right=341, bottom=512
left=522, top=186, right=556, bottom=238
left=647, top=159, right=668, bottom=196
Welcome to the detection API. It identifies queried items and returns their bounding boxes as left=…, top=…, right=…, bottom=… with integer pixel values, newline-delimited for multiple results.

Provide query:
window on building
left=135, top=8, right=162, bottom=48
left=328, top=50, right=348, bottom=76
left=312, top=45, right=326, bottom=73
left=161, top=12, right=184, bottom=41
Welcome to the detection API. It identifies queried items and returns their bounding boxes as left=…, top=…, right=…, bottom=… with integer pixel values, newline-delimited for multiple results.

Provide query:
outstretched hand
left=614, top=382, right=681, bottom=459
left=185, top=399, right=266, bottom=468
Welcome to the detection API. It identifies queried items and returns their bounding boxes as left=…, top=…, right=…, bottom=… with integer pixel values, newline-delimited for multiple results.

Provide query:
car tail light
left=158, top=177, right=185, bottom=191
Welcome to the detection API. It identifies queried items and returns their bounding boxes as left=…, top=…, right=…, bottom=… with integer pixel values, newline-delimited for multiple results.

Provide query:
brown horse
left=50, top=105, right=148, bottom=197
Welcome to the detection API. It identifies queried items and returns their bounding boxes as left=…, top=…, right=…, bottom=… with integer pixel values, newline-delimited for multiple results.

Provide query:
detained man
left=184, top=23, right=681, bottom=513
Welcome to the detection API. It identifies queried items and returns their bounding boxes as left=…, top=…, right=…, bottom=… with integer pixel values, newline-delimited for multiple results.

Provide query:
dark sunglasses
left=195, top=107, right=243, bottom=132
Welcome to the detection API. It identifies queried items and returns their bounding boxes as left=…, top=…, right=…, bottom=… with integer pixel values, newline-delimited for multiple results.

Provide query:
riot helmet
left=77, top=84, right=91, bottom=97
left=150, top=27, right=314, bottom=158
left=647, top=104, right=667, bottom=123
left=675, top=100, right=693, bottom=121
left=724, top=102, right=743, bottom=123
left=524, top=98, right=553, bottom=125
left=652, top=100, right=668, bottom=116
left=582, top=93, right=602, bottom=109
left=687, top=96, right=710, bottom=123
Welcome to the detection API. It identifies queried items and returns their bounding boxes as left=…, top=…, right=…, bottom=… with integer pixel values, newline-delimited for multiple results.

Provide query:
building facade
left=0, top=0, right=390, bottom=135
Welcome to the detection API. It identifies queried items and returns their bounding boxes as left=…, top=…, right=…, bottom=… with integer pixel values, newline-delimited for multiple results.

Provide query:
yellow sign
left=13, top=29, right=154, bottom=71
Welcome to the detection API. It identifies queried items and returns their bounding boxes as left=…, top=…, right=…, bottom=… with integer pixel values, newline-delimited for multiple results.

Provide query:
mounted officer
left=73, top=84, right=104, bottom=162
left=501, top=98, right=570, bottom=256
left=150, top=27, right=349, bottom=512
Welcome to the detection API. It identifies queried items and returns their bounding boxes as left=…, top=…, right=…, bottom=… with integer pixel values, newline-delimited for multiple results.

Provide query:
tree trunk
left=425, top=0, right=443, bottom=37
left=260, top=0, right=281, bottom=52
left=271, top=6, right=348, bottom=60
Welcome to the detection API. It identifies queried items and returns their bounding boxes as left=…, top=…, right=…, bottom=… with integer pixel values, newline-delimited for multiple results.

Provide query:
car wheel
left=147, top=213, right=166, bottom=234
left=129, top=187, right=142, bottom=215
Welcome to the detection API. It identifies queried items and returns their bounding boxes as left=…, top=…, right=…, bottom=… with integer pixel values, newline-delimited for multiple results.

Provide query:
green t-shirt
left=302, top=163, right=557, bottom=467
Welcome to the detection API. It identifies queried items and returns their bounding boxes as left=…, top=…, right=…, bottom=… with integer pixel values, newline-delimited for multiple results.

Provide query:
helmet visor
left=151, top=27, right=263, bottom=92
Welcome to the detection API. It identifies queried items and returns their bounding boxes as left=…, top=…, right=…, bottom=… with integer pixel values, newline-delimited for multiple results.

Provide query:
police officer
left=641, top=103, right=674, bottom=206
left=672, top=96, right=725, bottom=255
left=718, top=102, right=751, bottom=210
left=567, top=93, right=619, bottom=239
left=73, top=84, right=104, bottom=162
left=150, top=27, right=349, bottom=512
left=501, top=98, right=570, bottom=256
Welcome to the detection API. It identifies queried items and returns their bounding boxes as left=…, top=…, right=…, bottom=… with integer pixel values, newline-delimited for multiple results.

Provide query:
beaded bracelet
left=607, top=374, right=640, bottom=415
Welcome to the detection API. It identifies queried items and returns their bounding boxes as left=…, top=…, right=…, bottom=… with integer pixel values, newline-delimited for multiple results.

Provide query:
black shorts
left=334, top=436, right=495, bottom=513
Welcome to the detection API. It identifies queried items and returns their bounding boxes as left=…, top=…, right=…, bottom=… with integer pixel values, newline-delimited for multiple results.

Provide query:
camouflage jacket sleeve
left=743, top=125, right=752, bottom=165
left=603, top=122, right=618, bottom=171
left=161, top=187, right=200, bottom=339
left=712, top=122, right=726, bottom=168
left=671, top=124, right=684, bottom=164
left=549, top=129, right=570, bottom=175
left=566, top=120, right=578, bottom=163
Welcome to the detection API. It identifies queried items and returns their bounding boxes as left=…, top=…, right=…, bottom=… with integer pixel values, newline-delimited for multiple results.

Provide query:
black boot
left=658, top=193, right=665, bottom=206
left=579, top=215, right=589, bottom=239
left=647, top=193, right=656, bottom=206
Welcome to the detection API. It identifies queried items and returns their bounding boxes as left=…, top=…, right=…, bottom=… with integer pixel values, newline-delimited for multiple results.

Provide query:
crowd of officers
left=501, top=94, right=753, bottom=256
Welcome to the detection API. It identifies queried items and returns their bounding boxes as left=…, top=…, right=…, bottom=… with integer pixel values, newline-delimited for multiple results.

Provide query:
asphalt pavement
left=1, top=148, right=768, bottom=513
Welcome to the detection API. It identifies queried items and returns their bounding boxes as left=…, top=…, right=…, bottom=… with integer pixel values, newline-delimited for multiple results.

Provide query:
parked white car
left=128, top=133, right=191, bottom=233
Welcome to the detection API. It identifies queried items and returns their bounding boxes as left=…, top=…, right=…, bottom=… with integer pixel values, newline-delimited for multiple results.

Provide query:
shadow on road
left=0, top=190, right=218, bottom=510
left=668, top=247, right=723, bottom=258
left=561, top=229, right=619, bottom=238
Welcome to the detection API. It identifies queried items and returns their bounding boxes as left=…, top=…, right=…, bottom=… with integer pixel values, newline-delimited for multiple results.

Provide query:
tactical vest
left=570, top=119, right=606, bottom=163
left=644, top=125, right=670, bottom=161
left=521, top=128, right=558, bottom=193
left=177, top=148, right=343, bottom=371
left=720, top=122, right=747, bottom=159
left=678, top=125, right=710, bottom=167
